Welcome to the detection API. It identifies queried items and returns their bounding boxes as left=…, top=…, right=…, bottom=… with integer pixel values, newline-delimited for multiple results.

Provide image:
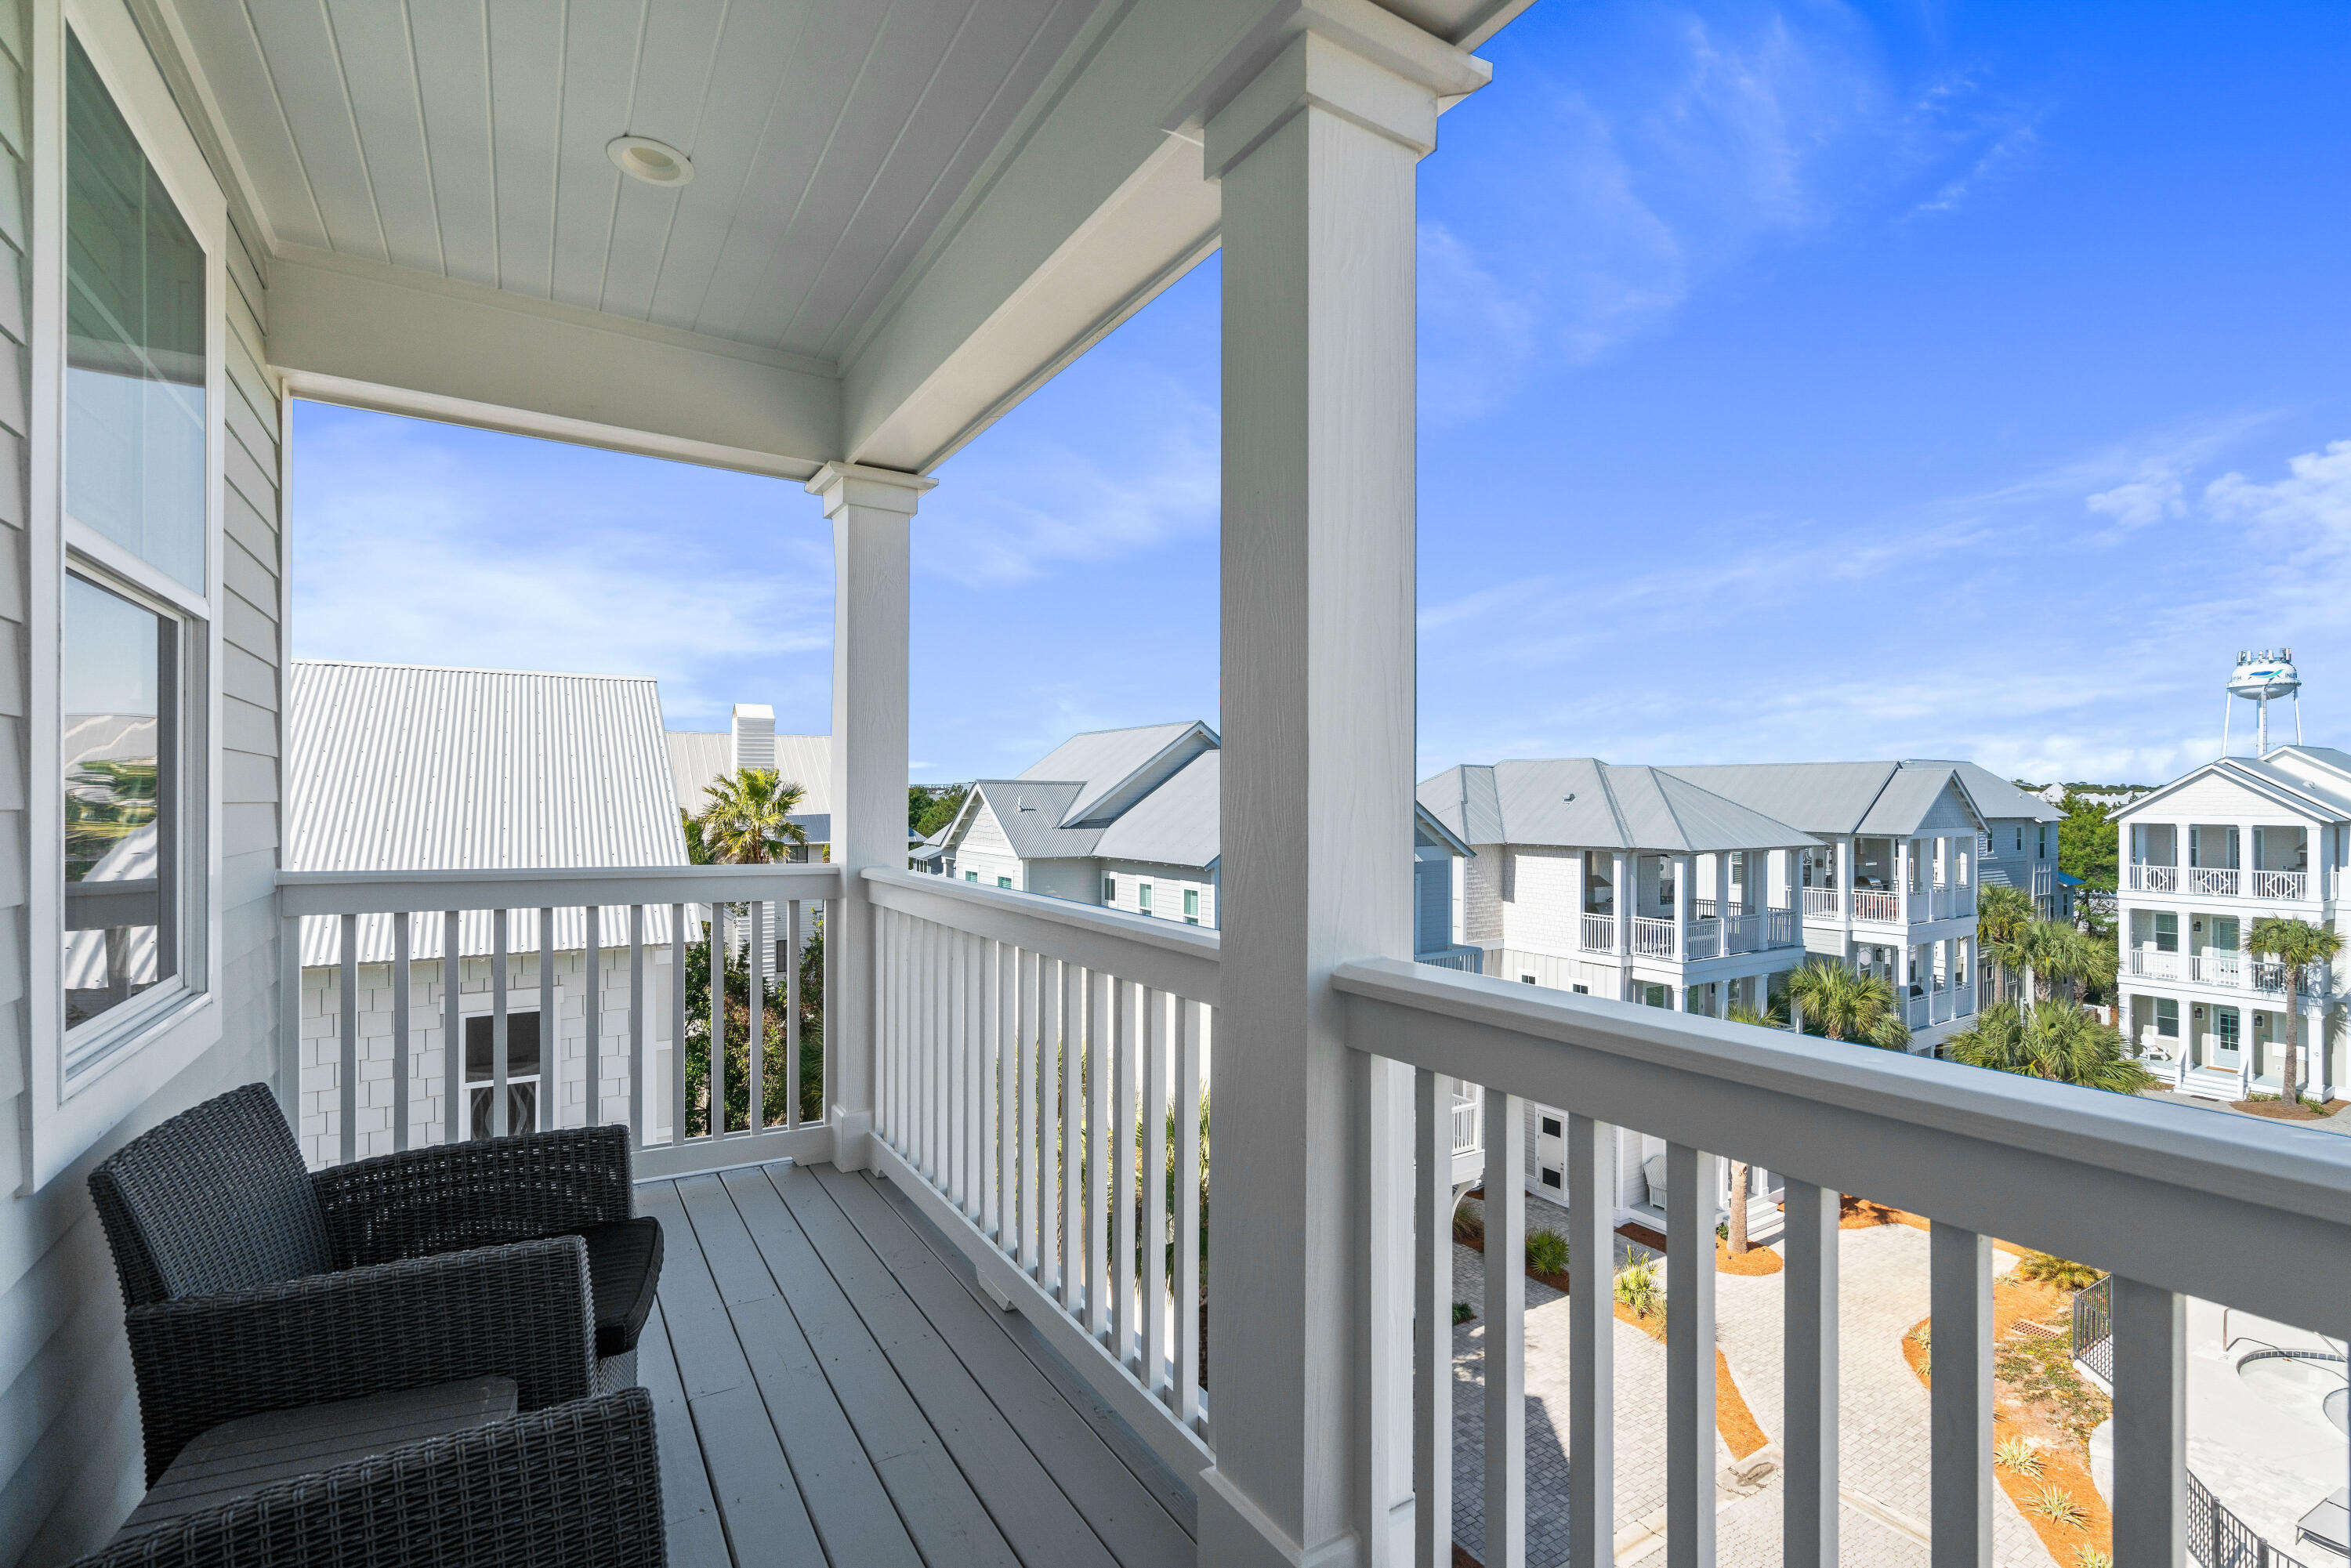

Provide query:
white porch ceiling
left=176, top=0, right=1096, bottom=362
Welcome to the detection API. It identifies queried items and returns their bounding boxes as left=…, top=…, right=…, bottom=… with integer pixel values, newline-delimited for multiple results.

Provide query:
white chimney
left=731, top=703, right=776, bottom=773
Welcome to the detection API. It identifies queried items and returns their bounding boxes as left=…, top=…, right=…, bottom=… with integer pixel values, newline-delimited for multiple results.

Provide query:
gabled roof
left=1020, top=722, right=1218, bottom=827
left=955, top=780, right=1103, bottom=861
left=288, top=661, right=687, bottom=962
left=1093, top=751, right=1219, bottom=869
left=1660, top=761, right=1987, bottom=838
left=2116, top=750, right=2351, bottom=823
left=1418, top=761, right=1816, bottom=853
left=1927, top=761, right=2060, bottom=824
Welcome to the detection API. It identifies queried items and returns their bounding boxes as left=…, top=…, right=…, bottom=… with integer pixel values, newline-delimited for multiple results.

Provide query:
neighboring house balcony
left=1578, top=905, right=1801, bottom=961
left=2127, top=860, right=2313, bottom=902
left=1899, top=978, right=1978, bottom=1030
left=2124, top=947, right=2333, bottom=1000
left=1798, top=882, right=1977, bottom=925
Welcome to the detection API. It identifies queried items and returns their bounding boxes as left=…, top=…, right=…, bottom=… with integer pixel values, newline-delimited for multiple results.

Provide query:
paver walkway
left=1450, top=1215, right=2059, bottom=1566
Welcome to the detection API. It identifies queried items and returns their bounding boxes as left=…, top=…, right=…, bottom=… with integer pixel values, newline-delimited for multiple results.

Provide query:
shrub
left=1995, top=1436, right=2043, bottom=1477
left=2034, top=1487, right=2085, bottom=1526
left=2016, top=1252, right=2104, bottom=1291
left=1614, top=1255, right=1663, bottom=1321
left=1452, top=1301, right=1475, bottom=1324
left=1453, top=1207, right=1485, bottom=1248
left=1715, top=1221, right=1728, bottom=1241
left=1526, top=1229, right=1570, bottom=1278
left=2075, top=1549, right=2112, bottom=1568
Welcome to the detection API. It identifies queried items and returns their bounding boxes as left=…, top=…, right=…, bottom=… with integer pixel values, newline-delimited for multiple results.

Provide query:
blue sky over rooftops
left=293, top=0, right=2351, bottom=789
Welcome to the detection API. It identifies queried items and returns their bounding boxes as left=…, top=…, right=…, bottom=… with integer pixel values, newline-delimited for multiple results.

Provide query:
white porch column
left=807, top=462, right=933, bottom=1170
left=1895, top=837, right=1911, bottom=924
left=1672, top=852, right=1690, bottom=958
left=1836, top=836, right=1855, bottom=947
left=1197, top=15, right=1487, bottom=1567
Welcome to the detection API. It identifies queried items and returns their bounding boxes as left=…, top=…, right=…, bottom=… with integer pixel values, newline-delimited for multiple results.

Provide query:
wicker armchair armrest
left=312, top=1124, right=635, bottom=1268
left=125, top=1236, right=596, bottom=1486
left=74, top=1389, right=665, bottom=1568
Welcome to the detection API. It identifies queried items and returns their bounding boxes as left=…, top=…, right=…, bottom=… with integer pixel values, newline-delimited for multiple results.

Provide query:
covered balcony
left=13, top=2, right=2351, bottom=1567
left=2127, top=822, right=2316, bottom=902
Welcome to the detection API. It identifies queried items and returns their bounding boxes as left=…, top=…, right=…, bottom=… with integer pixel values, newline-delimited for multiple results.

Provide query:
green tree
left=2248, top=915, right=2343, bottom=1101
left=2056, top=790, right=2121, bottom=893
left=682, top=914, right=824, bottom=1134
left=909, top=783, right=969, bottom=841
left=1945, top=1002, right=2155, bottom=1093
left=679, top=807, right=713, bottom=865
left=697, top=768, right=809, bottom=863
left=1977, top=883, right=2034, bottom=1005
left=1785, top=958, right=1910, bottom=1049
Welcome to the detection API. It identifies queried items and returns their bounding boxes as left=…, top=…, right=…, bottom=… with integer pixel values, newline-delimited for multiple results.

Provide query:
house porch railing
left=1339, top=955, right=2351, bottom=1568
left=1802, top=885, right=1841, bottom=919
left=2131, top=861, right=2313, bottom=902
left=277, top=864, right=842, bottom=1179
left=1579, top=913, right=1615, bottom=954
left=1850, top=888, right=1901, bottom=924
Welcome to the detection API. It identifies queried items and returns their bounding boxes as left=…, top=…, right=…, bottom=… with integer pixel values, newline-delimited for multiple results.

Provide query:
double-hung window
left=33, top=14, right=227, bottom=1186
left=1138, top=882, right=1154, bottom=916
left=1183, top=888, right=1199, bottom=924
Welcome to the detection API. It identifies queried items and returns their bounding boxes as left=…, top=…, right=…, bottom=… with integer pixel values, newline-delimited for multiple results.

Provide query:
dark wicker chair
left=91, top=1084, right=662, bottom=1485
left=69, top=1390, right=667, bottom=1568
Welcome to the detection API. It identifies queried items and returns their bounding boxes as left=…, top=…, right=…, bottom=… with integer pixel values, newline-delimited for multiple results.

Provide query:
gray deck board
left=636, top=1179, right=829, bottom=1568
left=644, top=1158, right=1197, bottom=1568
left=810, top=1164, right=1196, bottom=1568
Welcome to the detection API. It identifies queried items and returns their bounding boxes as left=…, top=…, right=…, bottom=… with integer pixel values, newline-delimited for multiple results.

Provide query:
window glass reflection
left=64, top=574, right=174, bottom=1031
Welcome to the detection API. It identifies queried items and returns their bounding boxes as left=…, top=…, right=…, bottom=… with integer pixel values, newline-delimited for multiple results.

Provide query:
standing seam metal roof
left=288, top=661, right=690, bottom=963
left=1418, top=761, right=1816, bottom=852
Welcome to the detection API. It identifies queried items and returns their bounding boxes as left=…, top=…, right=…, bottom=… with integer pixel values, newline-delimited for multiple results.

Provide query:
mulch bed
left=1903, top=1271, right=2113, bottom=1565
left=1717, top=1239, right=1782, bottom=1276
left=2232, top=1097, right=2347, bottom=1120
left=1616, top=1220, right=1668, bottom=1252
left=1840, top=1194, right=2028, bottom=1257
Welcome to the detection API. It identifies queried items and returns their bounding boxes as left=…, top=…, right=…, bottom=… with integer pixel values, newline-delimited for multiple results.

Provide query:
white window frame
left=24, top=0, right=228, bottom=1190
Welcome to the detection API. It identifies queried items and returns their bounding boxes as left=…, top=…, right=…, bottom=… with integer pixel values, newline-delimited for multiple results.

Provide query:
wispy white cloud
left=2205, top=439, right=2351, bottom=543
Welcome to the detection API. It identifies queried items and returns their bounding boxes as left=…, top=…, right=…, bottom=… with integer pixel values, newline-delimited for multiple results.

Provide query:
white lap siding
left=1501, top=846, right=1581, bottom=954
left=1101, top=860, right=1216, bottom=926
left=952, top=797, right=1026, bottom=889
left=0, top=38, right=290, bottom=1558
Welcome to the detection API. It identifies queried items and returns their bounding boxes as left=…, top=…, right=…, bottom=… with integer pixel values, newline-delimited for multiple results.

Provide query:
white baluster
left=491, top=908, right=510, bottom=1139
left=1930, top=1224, right=1994, bottom=1566
left=746, top=900, right=763, bottom=1135
left=669, top=904, right=687, bottom=1148
left=708, top=903, right=726, bottom=1141
left=628, top=905, right=645, bottom=1147
left=1784, top=1179, right=1838, bottom=1566
left=2111, top=1278, right=2186, bottom=1563
left=1567, top=1114, right=1614, bottom=1568
left=1485, top=1089, right=1526, bottom=1568
left=586, top=904, right=603, bottom=1128
left=785, top=900, right=802, bottom=1131
left=393, top=911, right=411, bottom=1151
left=538, top=906, right=555, bottom=1130
left=339, top=911, right=358, bottom=1164
left=1176, top=997, right=1204, bottom=1430
left=1416, top=1069, right=1455, bottom=1568
left=1039, top=955, right=1063, bottom=1298
left=1666, top=1143, right=1719, bottom=1568
left=1145, top=988, right=1172, bottom=1400
left=1061, top=960, right=1084, bottom=1315
left=1020, top=949, right=1043, bottom=1279
left=1088, top=969, right=1114, bottom=1341
left=1113, top=979, right=1139, bottom=1370
left=444, top=911, right=463, bottom=1145
left=995, top=940, right=1016, bottom=1246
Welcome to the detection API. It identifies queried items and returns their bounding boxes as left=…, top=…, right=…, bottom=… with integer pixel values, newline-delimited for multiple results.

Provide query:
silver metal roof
left=1020, top=722, right=1217, bottom=827
left=666, top=730, right=831, bottom=818
left=288, top=661, right=688, bottom=963
left=2118, top=748, right=2351, bottom=823
left=1094, top=751, right=1220, bottom=869
left=1417, top=761, right=1817, bottom=853
left=965, top=780, right=1102, bottom=860
left=1915, top=760, right=2060, bottom=824
left=1658, top=761, right=1986, bottom=838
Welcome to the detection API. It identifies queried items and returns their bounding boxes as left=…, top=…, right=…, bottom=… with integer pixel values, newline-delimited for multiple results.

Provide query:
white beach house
left=2112, top=745, right=2351, bottom=1101
left=665, top=702, right=833, bottom=858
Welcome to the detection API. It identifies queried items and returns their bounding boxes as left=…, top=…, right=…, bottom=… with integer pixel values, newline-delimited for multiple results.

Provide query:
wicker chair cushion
left=579, top=1217, right=663, bottom=1358
left=121, top=1377, right=519, bottom=1537
left=92, top=1085, right=331, bottom=1303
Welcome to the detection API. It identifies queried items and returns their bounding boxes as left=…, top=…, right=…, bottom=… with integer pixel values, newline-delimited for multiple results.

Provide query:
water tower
left=2224, top=649, right=2302, bottom=756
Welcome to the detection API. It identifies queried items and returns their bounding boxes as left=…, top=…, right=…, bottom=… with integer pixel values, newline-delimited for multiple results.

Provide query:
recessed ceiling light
left=607, top=135, right=694, bottom=187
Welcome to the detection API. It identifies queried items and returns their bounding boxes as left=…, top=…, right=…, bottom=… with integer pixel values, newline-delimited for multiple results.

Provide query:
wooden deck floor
left=636, top=1160, right=1197, bottom=1568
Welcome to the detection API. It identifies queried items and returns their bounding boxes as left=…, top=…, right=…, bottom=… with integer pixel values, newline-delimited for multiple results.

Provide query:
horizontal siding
left=0, top=13, right=287, bottom=1547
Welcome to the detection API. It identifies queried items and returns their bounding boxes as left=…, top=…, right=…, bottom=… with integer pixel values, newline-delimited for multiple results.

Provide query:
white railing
left=1930, top=987, right=1954, bottom=1025
left=1802, top=886, right=1841, bottom=919
left=1415, top=949, right=1482, bottom=975
left=860, top=868, right=1216, bottom=1478
left=1452, top=1087, right=1483, bottom=1156
left=2251, top=960, right=2331, bottom=999
left=2254, top=868, right=2310, bottom=901
left=1721, top=911, right=1766, bottom=954
left=2192, top=952, right=2243, bottom=987
left=277, top=864, right=840, bottom=1177
left=1954, top=980, right=1976, bottom=1016
left=2129, top=948, right=2186, bottom=982
left=1683, top=920, right=1720, bottom=961
left=1850, top=888, right=1900, bottom=924
left=1691, top=897, right=1717, bottom=919
left=1766, top=907, right=1799, bottom=948
left=1904, top=993, right=1930, bottom=1028
left=2128, top=863, right=2179, bottom=893
left=2187, top=866, right=2241, bottom=897
left=1579, top=912, right=1615, bottom=953
left=1630, top=914, right=1679, bottom=959
left=1339, top=958, right=2351, bottom=1568
left=1928, top=882, right=1976, bottom=920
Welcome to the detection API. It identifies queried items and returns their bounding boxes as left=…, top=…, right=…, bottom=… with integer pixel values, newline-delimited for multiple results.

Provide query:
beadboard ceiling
left=176, top=0, right=1097, bottom=362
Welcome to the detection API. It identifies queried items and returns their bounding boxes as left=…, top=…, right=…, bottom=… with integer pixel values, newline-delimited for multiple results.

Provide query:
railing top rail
left=1334, top=955, right=2351, bottom=1335
left=277, top=862, right=844, bottom=915
left=864, top=867, right=1219, bottom=1005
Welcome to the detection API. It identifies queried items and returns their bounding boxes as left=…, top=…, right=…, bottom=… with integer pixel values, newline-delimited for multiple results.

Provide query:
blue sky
left=292, top=0, right=2351, bottom=789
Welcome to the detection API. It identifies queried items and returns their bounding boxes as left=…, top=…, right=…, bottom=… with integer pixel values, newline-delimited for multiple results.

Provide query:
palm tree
left=2015, top=918, right=2096, bottom=1007
left=696, top=768, right=810, bottom=864
left=1977, top=883, right=2033, bottom=1004
left=1784, top=958, right=1910, bottom=1050
left=1722, top=993, right=1788, bottom=1255
left=1945, top=1002, right=2156, bottom=1093
left=2248, top=915, right=2344, bottom=1103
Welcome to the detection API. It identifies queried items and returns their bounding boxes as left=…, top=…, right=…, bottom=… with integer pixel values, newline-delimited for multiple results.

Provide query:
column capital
left=1195, top=0, right=1489, bottom=177
left=806, top=461, right=936, bottom=518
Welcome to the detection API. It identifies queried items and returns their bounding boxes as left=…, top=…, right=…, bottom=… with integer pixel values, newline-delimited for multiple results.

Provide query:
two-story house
left=1944, top=761, right=2076, bottom=923
left=1417, top=759, right=1816, bottom=1016
left=1661, top=760, right=1998, bottom=1035
left=2111, top=746, right=2351, bottom=1101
